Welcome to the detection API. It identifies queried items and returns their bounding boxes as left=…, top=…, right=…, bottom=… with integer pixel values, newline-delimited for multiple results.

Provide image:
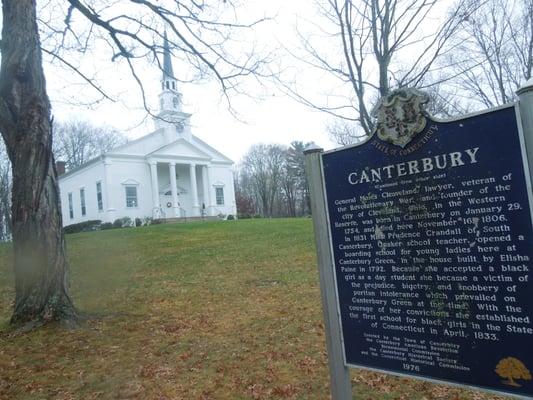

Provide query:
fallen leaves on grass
left=0, top=221, right=515, bottom=400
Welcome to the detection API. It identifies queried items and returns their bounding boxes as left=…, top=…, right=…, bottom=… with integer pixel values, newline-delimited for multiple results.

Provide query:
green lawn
left=0, top=219, right=508, bottom=399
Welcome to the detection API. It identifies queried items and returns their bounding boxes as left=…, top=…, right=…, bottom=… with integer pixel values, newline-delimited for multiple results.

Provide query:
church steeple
left=155, top=31, right=191, bottom=141
left=160, top=32, right=179, bottom=96
left=159, top=31, right=183, bottom=114
left=163, top=31, right=175, bottom=80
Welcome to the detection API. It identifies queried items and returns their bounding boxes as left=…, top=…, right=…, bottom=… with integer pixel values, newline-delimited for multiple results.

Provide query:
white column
left=207, top=165, right=217, bottom=216
left=207, top=165, right=215, bottom=216
left=189, top=163, right=200, bottom=216
left=202, top=165, right=210, bottom=216
left=169, top=162, right=180, bottom=217
left=149, top=161, right=161, bottom=218
left=103, top=159, right=116, bottom=222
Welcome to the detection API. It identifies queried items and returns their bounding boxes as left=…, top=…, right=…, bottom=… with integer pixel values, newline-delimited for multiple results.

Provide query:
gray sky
left=46, top=0, right=337, bottom=163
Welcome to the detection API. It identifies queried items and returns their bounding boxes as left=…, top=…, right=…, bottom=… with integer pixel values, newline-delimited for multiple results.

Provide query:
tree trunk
left=0, top=0, right=77, bottom=327
left=505, top=376, right=521, bottom=387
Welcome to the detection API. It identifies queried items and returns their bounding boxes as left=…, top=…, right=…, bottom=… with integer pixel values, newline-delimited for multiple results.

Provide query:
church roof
left=145, top=136, right=212, bottom=159
left=58, top=130, right=233, bottom=180
left=190, top=135, right=234, bottom=164
left=101, top=129, right=231, bottom=162
left=163, top=32, right=174, bottom=79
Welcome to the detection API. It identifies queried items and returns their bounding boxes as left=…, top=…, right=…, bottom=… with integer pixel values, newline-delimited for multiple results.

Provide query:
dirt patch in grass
left=0, top=219, right=510, bottom=399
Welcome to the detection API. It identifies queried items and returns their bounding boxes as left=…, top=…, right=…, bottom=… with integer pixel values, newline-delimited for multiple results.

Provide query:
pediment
left=147, top=138, right=211, bottom=160
left=121, top=178, right=141, bottom=186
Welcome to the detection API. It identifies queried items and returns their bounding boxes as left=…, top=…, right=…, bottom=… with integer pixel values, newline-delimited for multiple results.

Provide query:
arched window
left=172, top=82, right=176, bottom=90
left=166, top=81, right=169, bottom=89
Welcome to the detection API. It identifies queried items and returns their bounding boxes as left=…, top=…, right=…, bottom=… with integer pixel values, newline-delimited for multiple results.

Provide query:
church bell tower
left=155, top=32, right=192, bottom=141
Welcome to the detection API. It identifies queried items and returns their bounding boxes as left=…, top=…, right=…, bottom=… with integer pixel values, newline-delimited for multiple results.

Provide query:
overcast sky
left=45, top=0, right=337, bottom=163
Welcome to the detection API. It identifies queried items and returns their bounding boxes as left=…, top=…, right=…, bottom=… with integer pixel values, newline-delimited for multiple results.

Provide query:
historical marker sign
left=320, top=90, right=533, bottom=398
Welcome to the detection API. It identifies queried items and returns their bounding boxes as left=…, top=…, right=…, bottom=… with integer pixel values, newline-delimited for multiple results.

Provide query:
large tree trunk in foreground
left=0, top=0, right=77, bottom=327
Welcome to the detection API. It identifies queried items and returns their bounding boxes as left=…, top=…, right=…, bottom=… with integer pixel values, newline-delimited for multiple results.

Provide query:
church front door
left=159, top=194, right=187, bottom=218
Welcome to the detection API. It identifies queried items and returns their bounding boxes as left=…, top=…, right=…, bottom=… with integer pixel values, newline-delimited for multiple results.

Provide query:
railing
left=211, top=207, right=227, bottom=219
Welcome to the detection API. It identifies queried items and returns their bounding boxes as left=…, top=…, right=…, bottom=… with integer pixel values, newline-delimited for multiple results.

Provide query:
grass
left=0, top=219, right=510, bottom=400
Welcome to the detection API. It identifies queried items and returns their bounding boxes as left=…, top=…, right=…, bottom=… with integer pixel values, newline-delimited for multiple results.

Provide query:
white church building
left=58, top=37, right=236, bottom=226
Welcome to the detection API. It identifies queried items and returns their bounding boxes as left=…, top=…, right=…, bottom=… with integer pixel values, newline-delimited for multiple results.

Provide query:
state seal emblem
left=373, top=88, right=429, bottom=148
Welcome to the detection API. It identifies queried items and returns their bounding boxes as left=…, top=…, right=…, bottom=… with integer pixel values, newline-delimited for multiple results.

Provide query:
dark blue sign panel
left=322, top=105, right=533, bottom=397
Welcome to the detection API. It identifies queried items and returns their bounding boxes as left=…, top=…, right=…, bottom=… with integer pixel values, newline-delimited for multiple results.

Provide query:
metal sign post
left=517, top=79, right=533, bottom=180
left=305, top=144, right=353, bottom=400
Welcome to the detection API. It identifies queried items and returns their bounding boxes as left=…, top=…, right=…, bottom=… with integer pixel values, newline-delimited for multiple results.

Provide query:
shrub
left=101, top=222, right=114, bottom=230
left=151, top=218, right=163, bottom=225
left=238, top=213, right=252, bottom=219
left=142, top=217, right=153, bottom=226
left=226, top=214, right=235, bottom=220
left=135, top=218, right=143, bottom=227
left=113, top=217, right=132, bottom=228
left=64, top=220, right=102, bottom=234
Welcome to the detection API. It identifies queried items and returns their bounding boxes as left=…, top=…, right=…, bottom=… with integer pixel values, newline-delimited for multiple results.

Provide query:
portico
left=148, top=159, right=213, bottom=219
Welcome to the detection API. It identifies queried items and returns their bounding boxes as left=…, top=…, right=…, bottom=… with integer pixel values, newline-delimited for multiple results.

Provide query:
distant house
left=58, top=37, right=236, bottom=226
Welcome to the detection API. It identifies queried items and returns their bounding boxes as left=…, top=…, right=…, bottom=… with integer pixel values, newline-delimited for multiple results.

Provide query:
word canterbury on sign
left=306, top=87, right=533, bottom=399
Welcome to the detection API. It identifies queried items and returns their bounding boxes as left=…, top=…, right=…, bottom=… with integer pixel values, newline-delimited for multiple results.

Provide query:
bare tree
left=327, top=120, right=366, bottom=146
left=0, top=120, right=122, bottom=245
left=241, top=144, right=285, bottom=218
left=236, top=141, right=312, bottom=218
left=447, top=0, right=533, bottom=108
left=282, top=0, right=471, bottom=139
left=280, top=155, right=298, bottom=217
left=0, top=143, right=11, bottom=242
left=39, top=0, right=271, bottom=108
left=234, top=171, right=257, bottom=218
left=326, top=84, right=469, bottom=145
left=0, top=0, right=270, bottom=328
left=53, top=120, right=127, bottom=170
left=423, top=85, right=471, bottom=118
left=285, top=141, right=311, bottom=216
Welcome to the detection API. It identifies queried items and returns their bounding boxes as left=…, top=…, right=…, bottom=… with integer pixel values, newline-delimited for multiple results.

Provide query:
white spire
left=154, top=33, right=192, bottom=141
